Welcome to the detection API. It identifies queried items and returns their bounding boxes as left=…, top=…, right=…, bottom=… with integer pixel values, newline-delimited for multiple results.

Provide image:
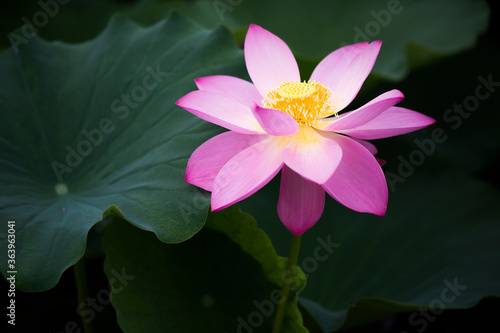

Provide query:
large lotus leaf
left=0, top=13, right=247, bottom=292
left=102, top=205, right=307, bottom=333
left=241, top=172, right=500, bottom=331
left=126, top=0, right=489, bottom=80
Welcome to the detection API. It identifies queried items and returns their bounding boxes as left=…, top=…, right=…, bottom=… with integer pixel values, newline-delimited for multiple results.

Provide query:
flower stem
left=74, top=257, right=93, bottom=333
left=272, top=234, right=302, bottom=333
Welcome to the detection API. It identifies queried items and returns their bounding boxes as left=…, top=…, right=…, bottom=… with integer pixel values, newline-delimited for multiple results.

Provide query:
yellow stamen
left=278, top=82, right=316, bottom=98
left=263, top=80, right=336, bottom=126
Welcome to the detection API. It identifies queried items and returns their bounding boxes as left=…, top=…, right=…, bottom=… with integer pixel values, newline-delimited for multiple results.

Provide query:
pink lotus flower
left=176, top=24, right=435, bottom=235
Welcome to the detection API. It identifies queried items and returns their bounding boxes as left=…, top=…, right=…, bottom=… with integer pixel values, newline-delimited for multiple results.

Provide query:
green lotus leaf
left=128, top=0, right=489, bottom=80
left=102, top=205, right=308, bottom=333
left=0, top=13, right=246, bottom=291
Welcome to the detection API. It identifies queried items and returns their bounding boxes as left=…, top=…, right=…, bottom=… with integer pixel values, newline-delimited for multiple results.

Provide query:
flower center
left=55, top=183, right=68, bottom=195
left=263, top=80, right=335, bottom=126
